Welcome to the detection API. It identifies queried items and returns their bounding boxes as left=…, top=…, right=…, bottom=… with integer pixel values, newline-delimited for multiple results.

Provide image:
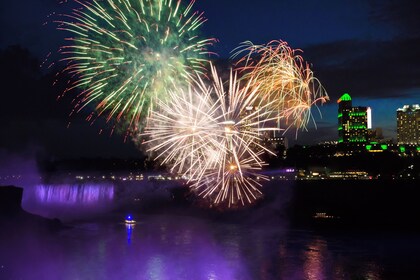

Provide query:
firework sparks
left=232, top=40, right=329, bottom=137
left=55, top=0, right=214, bottom=135
left=51, top=1, right=330, bottom=209
left=192, top=65, right=275, bottom=207
left=142, top=74, right=224, bottom=181
left=192, top=141, right=269, bottom=208
left=142, top=64, right=279, bottom=207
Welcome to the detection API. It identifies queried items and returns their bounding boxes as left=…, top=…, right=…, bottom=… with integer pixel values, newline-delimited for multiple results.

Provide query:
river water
left=1, top=183, right=420, bottom=279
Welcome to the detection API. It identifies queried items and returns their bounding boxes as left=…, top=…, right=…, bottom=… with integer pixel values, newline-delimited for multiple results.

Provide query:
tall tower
left=397, top=105, right=420, bottom=144
left=338, top=93, right=369, bottom=144
left=348, top=106, right=368, bottom=143
left=338, top=93, right=352, bottom=143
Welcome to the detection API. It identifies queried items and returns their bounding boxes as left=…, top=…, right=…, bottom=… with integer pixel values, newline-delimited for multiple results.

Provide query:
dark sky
left=0, top=0, right=419, bottom=158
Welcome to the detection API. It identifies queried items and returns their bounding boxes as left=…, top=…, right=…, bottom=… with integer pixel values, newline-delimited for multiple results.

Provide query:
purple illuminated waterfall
left=34, top=184, right=114, bottom=205
left=22, top=183, right=115, bottom=220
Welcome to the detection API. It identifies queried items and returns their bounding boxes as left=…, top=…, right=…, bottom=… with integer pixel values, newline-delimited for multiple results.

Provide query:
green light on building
left=381, top=145, right=388, bottom=150
left=400, top=146, right=406, bottom=153
left=349, top=138, right=366, bottom=143
left=338, top=93, right=352, bottom=102
left=366, top=145, right=372, bottom=150
left=349, top=112, right=367, bottom=117
left=338, top=113, right=343, bottom=118
left=338, top=126, right=343, bottom=130
left=349, top=125, right=367, bottom=130
left=417, top=147, right=420, bottom=152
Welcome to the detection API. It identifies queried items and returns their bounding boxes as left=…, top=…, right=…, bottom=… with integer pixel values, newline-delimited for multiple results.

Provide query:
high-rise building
left=397, top=104, right=420, bottom=144
left=337, top=93, right=370, bottom=144
left=263, top=130, right=288, bottom=158
left=264, top=130, right=288, bottom=148
left=338, top=93, right=352, bottom=144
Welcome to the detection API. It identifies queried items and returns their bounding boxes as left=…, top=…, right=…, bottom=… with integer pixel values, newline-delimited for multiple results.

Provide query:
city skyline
left=0, top=0, right=419, bottom=158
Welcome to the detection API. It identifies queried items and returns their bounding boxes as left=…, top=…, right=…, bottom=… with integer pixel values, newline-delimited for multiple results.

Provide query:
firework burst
left=142, top=74, right=224, bottom=181
left=193, top=65, right=277, bottom=207
left=142, top=64, right=279, bottom=207
left=56, top=0, right=214, bottom=135
left=192, top=141, right=269, bottom=208
left=232, top=40, right=329, bottom=137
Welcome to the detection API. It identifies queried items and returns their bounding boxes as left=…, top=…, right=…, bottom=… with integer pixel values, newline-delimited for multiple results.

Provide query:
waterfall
left=22, top=183, right=116, bottom=220
left=34, top=183, right=114, bottom=205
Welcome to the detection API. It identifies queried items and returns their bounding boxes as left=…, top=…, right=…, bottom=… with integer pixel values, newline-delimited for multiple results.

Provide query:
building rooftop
left=397, top=104, right=420, bottom=112
left=337, top=93, right=352, bottom=103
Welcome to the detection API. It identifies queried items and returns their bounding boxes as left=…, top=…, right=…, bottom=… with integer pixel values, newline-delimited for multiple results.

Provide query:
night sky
left=1, top=0, right=419, bottom=159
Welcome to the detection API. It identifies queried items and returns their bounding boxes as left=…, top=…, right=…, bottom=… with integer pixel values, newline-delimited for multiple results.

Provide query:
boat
left=125, top=215, right=136, bottom=225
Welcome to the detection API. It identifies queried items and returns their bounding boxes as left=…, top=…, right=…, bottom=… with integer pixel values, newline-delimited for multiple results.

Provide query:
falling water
left=34, top=184, right=114, bottom=205
left=22, top=183, right=115, bottom=220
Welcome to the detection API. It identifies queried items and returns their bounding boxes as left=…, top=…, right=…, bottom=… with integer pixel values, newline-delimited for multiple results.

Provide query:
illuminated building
left=243, top=105, right=288, bottom=155
left=265, top=130, right=288, bottom=148
left=263, top=130, right=288, bottom=158
left=397, top=104, right=420, bottom=145
left=337, top=93, right=370, bottom=144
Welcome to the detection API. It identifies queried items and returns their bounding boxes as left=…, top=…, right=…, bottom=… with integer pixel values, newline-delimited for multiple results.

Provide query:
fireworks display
left=192, top=141, right=268, bottom=208
left=142, top=64, right=279, bottom=206
left=56, top=0, right=214, bottom=134
left=232, top=40, right=329, bottom=137
left=142, top=74, right=223, bottom=182
left=199, top=65, right=278, bottom=206
left=54, top=1, right=328, bottom=208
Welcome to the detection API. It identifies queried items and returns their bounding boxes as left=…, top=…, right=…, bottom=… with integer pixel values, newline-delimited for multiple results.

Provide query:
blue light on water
left=126, top=224, right=134, bottom=244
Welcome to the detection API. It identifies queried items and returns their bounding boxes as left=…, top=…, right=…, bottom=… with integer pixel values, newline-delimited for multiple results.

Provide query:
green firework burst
left=56, top=0, right=214, bottom=134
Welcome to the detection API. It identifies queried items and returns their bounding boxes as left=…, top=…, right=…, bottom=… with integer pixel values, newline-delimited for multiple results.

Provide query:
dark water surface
left=1, top=183, right=420, bottom=279
left=2, top=214, right=420, bottom=280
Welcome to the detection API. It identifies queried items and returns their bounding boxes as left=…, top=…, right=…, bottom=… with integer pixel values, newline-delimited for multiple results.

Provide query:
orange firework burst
left=232, top=40, right=329, bottom=137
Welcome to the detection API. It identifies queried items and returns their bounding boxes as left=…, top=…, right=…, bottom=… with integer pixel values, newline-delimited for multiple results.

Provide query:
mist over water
left=19, top=179, right=182, bottom=221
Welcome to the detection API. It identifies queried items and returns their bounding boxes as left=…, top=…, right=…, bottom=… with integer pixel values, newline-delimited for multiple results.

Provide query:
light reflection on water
left=1, top=214, right=420, bottom=280
left=303, top=238, right=327, bottom=280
